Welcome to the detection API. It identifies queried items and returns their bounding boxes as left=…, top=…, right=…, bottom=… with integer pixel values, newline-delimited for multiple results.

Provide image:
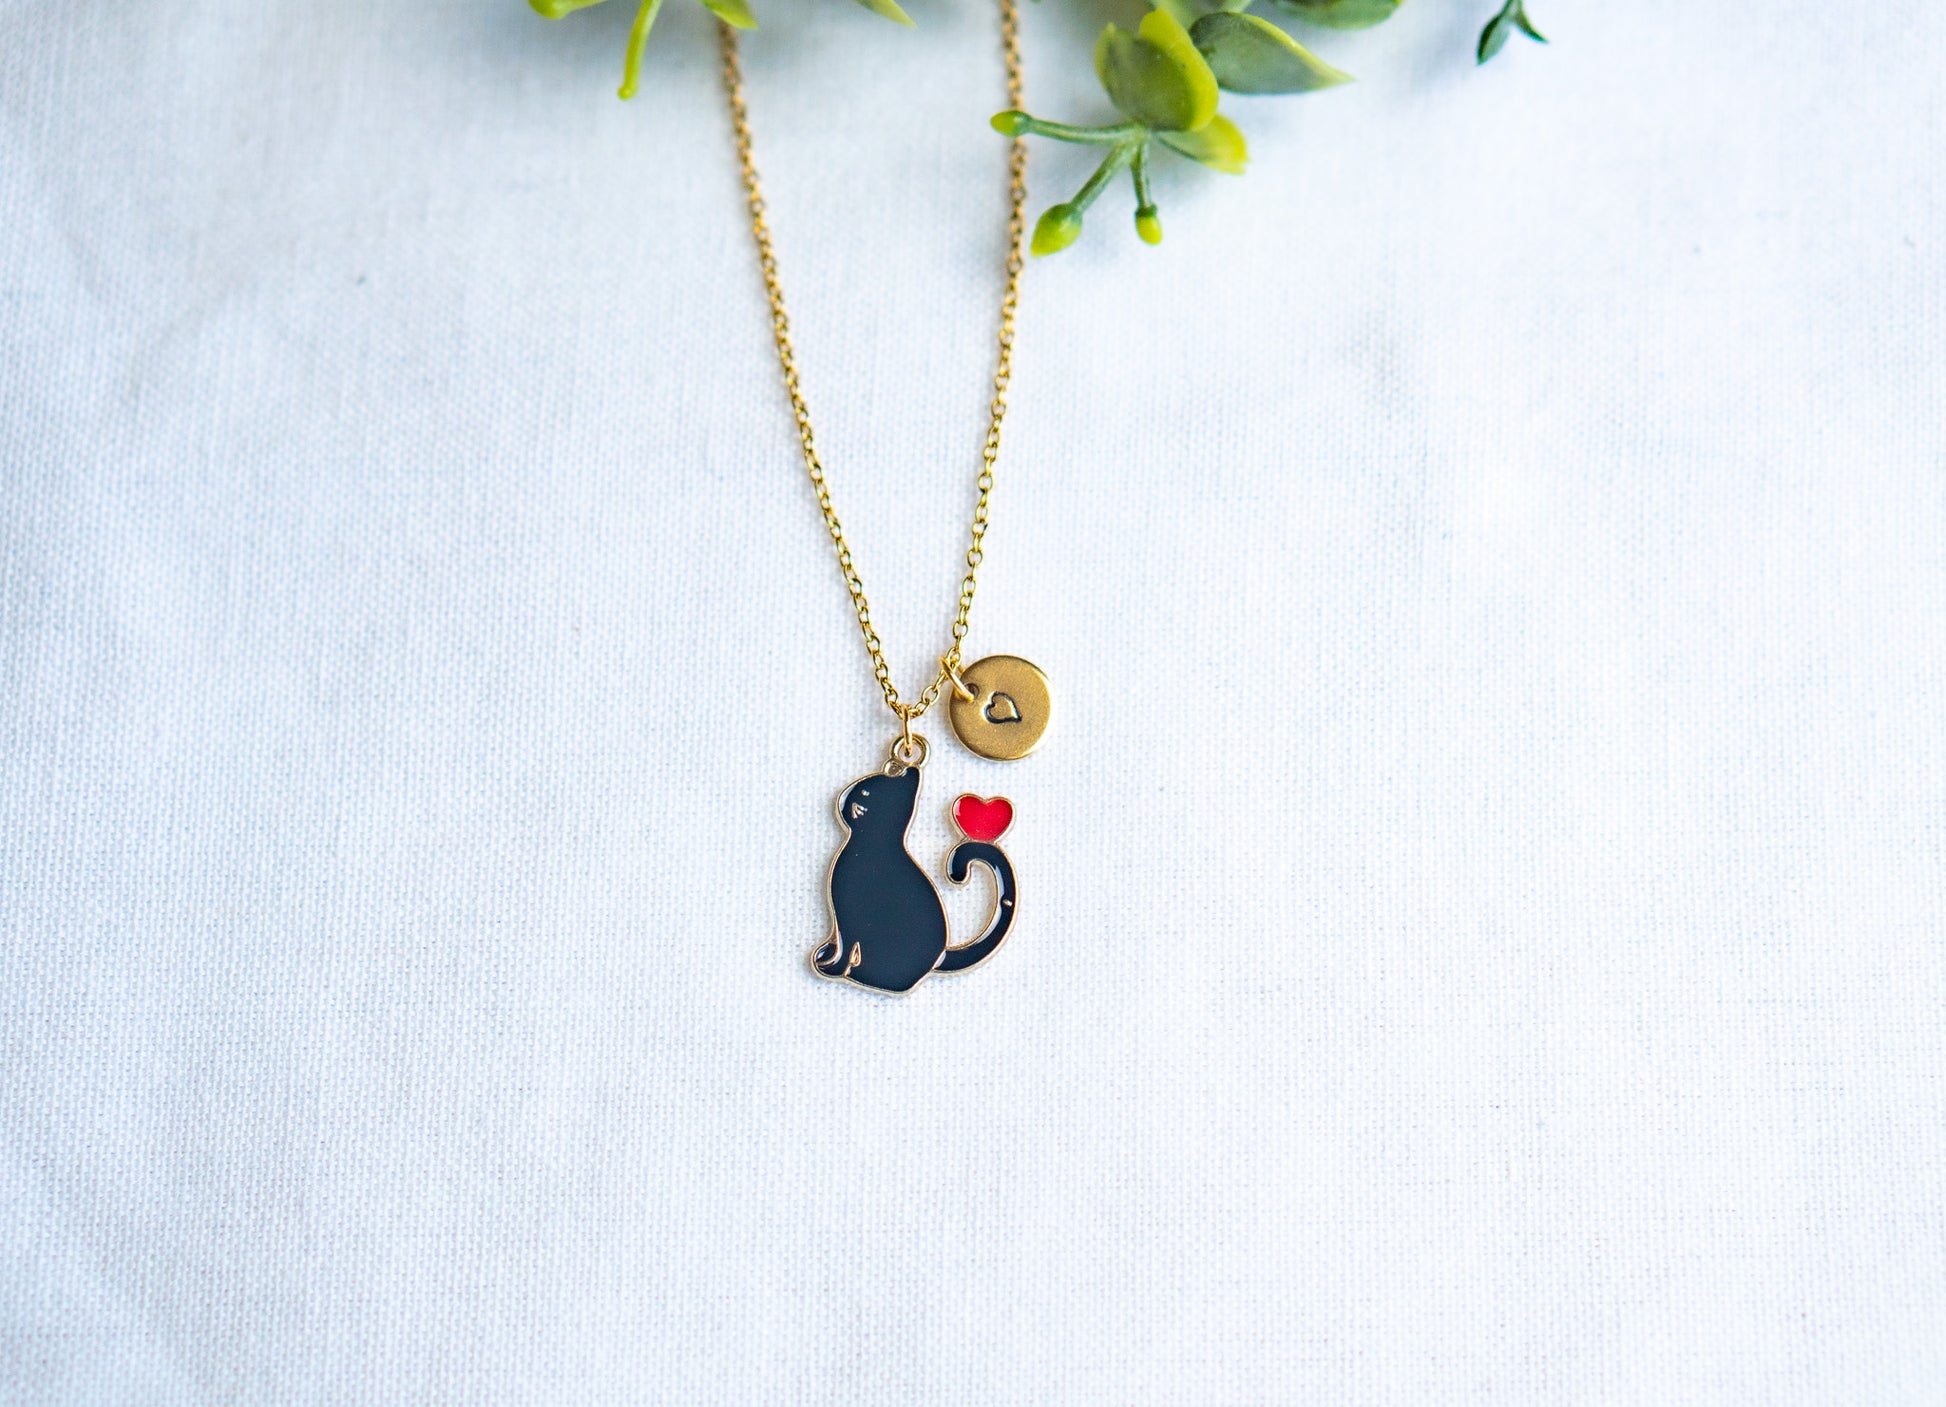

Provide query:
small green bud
left=1136, top=206, right=1163, bottom=245
left=1031, top=204, right=1083, bottom=256
left=991, top=110, right=1030, bottom=136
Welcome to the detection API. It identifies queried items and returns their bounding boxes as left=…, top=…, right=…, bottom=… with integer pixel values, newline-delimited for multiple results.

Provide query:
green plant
left=1476, top=0, right=1547, bottom=62
left=529, top=0, right=1548, bottom=251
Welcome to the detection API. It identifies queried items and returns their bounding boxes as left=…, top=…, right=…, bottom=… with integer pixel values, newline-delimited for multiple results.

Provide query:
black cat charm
left=811, top=762, right=1017, bottom=994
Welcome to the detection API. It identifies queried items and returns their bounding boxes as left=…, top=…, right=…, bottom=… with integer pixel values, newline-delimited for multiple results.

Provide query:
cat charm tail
left=811, top=752, right=1017, bottom=995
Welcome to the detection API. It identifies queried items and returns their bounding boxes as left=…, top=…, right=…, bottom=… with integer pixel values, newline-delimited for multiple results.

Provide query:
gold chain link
left=718, top=2, right=1027, bottom=727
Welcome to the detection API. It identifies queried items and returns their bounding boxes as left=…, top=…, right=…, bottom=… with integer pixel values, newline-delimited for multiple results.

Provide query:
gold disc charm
left=947, top=655, right=1052, bottom=761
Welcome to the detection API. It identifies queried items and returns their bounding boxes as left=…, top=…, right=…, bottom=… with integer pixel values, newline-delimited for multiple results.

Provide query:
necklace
left=719, top=3, right=1049, bottom=994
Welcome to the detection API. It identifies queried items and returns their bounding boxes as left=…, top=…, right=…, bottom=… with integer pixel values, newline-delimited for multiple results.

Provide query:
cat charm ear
left=811, top=757, right=1017, bottom=994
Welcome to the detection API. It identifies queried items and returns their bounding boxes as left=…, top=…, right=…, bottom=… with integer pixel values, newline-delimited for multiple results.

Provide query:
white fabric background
left=3, top=0, right=1943, bottom=1401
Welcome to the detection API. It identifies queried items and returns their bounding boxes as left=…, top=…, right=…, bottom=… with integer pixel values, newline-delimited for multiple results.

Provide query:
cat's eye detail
left=812, top=749, right=1019, bottom=994
left=948, top=655, right=1052, bottom=761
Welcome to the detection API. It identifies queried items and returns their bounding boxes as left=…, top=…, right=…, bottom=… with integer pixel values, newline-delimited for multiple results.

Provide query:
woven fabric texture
left=3, top=0, right=1943, bottom=1401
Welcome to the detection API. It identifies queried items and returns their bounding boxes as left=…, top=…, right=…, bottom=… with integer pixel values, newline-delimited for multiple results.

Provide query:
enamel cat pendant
left=810, top=743, right=1017, bottom=995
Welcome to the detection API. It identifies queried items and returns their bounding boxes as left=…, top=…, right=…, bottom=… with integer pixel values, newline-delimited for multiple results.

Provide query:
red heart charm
left=952, top=794, right=1014, bottom=844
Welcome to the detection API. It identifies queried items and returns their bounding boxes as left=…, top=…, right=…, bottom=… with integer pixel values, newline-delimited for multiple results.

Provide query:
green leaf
left=1477, top=13, right=1511, bottom=61
left=849, top=0, right=914, bottom=25
left=1150, top=0, right=1258, bottom=23
left=1147, top=0, right=1205, bottom=29
left=1157, top=113, right=1248, bottom=173
left=697, top=0, right=758, bottom=29
left=1259, top=0, right=1401, bottom=32
left=1478, top=0, right=1545, bottom=63
left=1190, top=13, right=1351, bottom=95
left=1094, top=9, right=1221, bottom=133
left=531, top=0, right=609, bottom=16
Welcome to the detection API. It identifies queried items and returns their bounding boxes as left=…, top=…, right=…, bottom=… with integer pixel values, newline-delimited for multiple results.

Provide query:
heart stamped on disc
left=951, top=794, right=1014, bottom=844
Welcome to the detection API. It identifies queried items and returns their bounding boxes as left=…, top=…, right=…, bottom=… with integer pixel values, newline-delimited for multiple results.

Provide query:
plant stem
left=1071, top=141, right=1140, bottom=215
left=618, top=0, right=666, bottom=99
left=1014, top=117, right=1144, bottom=147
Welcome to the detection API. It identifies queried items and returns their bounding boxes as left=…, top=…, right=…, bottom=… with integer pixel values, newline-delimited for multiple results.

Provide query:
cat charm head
left=834, top=765, right=921, bottom=840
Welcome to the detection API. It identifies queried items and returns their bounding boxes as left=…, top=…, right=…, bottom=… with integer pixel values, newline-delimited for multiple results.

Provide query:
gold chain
left=718, top=2, right=1027, bottom=728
